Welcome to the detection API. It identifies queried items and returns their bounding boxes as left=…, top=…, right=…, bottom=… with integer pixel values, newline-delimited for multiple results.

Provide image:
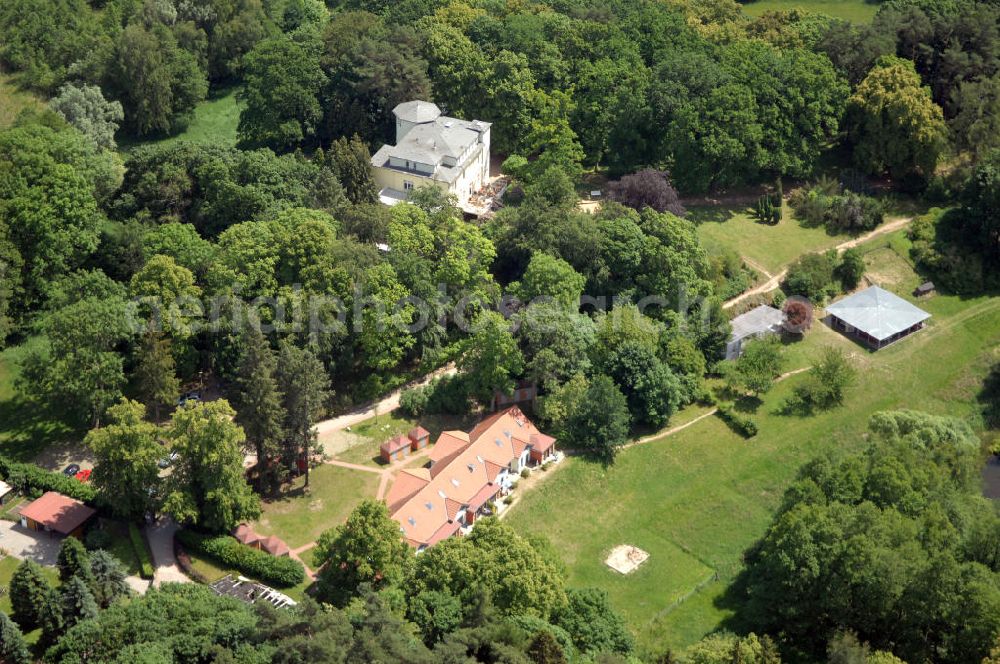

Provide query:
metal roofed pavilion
left=826, top=286, right=930, bottom=343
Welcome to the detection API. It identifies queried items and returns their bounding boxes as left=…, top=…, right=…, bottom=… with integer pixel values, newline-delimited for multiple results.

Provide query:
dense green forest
left=1, top=0, right=1000, bottom=661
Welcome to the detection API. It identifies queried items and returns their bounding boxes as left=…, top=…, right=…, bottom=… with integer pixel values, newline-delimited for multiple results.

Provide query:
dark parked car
left=176, top=391, right=202, bottom=407
left=62, top=463, right=80, bottom=476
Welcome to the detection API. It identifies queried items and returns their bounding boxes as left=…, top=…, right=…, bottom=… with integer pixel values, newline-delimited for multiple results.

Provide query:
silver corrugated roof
left=825, top=286, right=930, bottom=341
left=730, top=305, right=784, bottom=341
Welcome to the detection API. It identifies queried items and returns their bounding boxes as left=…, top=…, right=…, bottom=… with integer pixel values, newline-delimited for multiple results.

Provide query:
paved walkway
left=145, top=518, right=191, bottom=586
left=724, top=216, right=915, bottom=310
left=314, top=364, right=456, bottom=444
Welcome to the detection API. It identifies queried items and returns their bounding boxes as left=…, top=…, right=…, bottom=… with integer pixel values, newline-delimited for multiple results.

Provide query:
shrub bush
left=716, top=403, right=759, bottom=438
left=84, top=526, right=114, bottom=551
left=520, top=468, right=530, bottom=479
left=176, top=530, right=305, bottom=587
left=129, top=523, right=155, bottom=579
left=785, top=252, right=837, bottom=301
left=399, top=385, right=430, bottom=417
left=0, top=456, right=97, bottom=503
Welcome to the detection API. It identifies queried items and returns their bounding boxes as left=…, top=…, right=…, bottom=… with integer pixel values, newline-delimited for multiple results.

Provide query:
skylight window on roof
left=451, top=478, right=460, bottom=487
left=503, top=430, right=511, bottom=438
left=467, top=463, right=475, bottom=472
left=407, top=517, right=415, bottom=526
left=476, top=455, right=484, bottom=463
left=425, top=502, right=433, bottom=510
left=495, top=438, right=503, bottom=447
left=438, top=490, right=447, bottom=499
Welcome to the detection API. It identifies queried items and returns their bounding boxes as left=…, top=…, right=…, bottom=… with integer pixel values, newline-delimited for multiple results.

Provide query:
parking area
left=0, top=520, right=64, bottom=566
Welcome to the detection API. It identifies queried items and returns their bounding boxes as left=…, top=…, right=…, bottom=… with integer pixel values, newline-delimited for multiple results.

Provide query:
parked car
left=62, top=463, right=80, bottom=476
left=176, top=391, right=202, bottom=407
left=158, top=451, right=179, bottom=469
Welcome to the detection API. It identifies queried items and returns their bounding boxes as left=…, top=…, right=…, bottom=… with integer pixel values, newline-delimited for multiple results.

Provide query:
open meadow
left=506, top=235, right=1000, bottom=655
left=740, top=0, right=879, bottom=22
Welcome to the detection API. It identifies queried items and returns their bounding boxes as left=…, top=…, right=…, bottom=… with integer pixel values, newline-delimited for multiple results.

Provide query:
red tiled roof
left=426, top=520, right=462, bottom=546
left=467, top=483, right=500, bottom=512
left=467, top=408, right=511, bottom=441
left=530, top=432, right=556, bottom=453
left=259, top=535, right=290, bottom=557
left=380, top=434, right=410, bottom=455
left=511, top=436, right=529, bottom=456
left=19, top=492, right=96, bottom=535
left=393, top=407, right=551, bottom=547
left=233, top=523, right=261, bottom=545
left=408, top=426, right=430, bottom=441
left=484, top=460, right=504, bottom=483
left=386, top=468, right=431, bottom=514
left=445, top=497, right=463, bottom=521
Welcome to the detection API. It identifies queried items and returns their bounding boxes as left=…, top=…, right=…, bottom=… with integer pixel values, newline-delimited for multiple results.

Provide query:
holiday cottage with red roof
left=386, top=406, right=557, bottom=550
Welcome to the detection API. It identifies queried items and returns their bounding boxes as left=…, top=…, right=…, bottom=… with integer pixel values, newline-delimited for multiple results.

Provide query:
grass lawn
left=88, top=518, right=144, bottom=577
left=252, top=464, right=380, bottom=549
left=0, top=73, right=45, bottom=129
left=506, top=247, right=1000, bottom=655
left=692, top=203, right=846, bottom=274
left=0, top=342, right=78, bottom=462
left=741, top=0, right=879, bottom=22
left=117, top=86, right=243, bottom=153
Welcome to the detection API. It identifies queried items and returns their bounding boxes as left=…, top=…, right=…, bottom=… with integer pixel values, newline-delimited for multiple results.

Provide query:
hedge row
left=0, top=455, right=97, bottom=503
left=129, top=523, right=155, bottom=579
left=716, top=403, right=759, bottom=438
left=176, top=530, right=304, bottom=588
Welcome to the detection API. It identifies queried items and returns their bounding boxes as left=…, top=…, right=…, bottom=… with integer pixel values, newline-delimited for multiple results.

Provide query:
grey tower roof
left=393, top=100, right=441, bottom=124
left=826, top=286, right=930, bottom=341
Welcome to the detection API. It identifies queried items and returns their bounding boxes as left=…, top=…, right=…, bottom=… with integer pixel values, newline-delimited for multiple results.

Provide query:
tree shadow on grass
left=686, top=205, right=747, bottom=225
left=0, top=394, right=78, bottom=463
left=732, top=395, right=763, bottom=414
left=978, top=362, right=1000, bottom=429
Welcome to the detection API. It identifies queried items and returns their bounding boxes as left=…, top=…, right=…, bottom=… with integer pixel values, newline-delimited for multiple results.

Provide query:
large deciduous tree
left=460, top=310, right=525, bottom=405
left=608, top=170, right=686, bottom=216
left=314, top=499, right=413, bottom=605
left=86, top=398, right=163, bottom=522
left=20, top=296, right=133, bottom=427
left=48, top=83, right=124, bottom=151
left=163, top=400, right=260, bottom=532
left=105, top=24, right=208, bottom=136
left=847, top=56, right=947, bottom=182
left=238, top=35, right=327, bottom=150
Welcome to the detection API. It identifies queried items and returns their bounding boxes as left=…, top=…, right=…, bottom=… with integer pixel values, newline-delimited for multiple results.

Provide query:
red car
left=74, top=469, right=91, bottom=483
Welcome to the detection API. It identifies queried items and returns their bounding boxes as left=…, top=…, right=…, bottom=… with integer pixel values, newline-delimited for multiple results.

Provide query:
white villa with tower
left=370, top=100, right=493, bottom=214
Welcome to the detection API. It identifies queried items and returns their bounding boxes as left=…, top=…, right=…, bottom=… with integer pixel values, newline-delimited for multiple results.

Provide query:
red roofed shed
left=19, top=492, right=96, bottom=538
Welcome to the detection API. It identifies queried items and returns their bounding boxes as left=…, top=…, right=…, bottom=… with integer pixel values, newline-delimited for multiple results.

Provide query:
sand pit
left=605, top=545, right=649, bottom=574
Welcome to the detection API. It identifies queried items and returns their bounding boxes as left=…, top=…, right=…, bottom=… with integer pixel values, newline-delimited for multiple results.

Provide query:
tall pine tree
left=233, top=327, right=285, bottom=491
left=60, top=576, right=99, bottom=631
left=277, top=341, right=330, bottom=487
left=0, top=611, right=30, bottom=664
left=10, top=559, right=52, bottom=629
left=134, top=328, right=180, bottom=422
